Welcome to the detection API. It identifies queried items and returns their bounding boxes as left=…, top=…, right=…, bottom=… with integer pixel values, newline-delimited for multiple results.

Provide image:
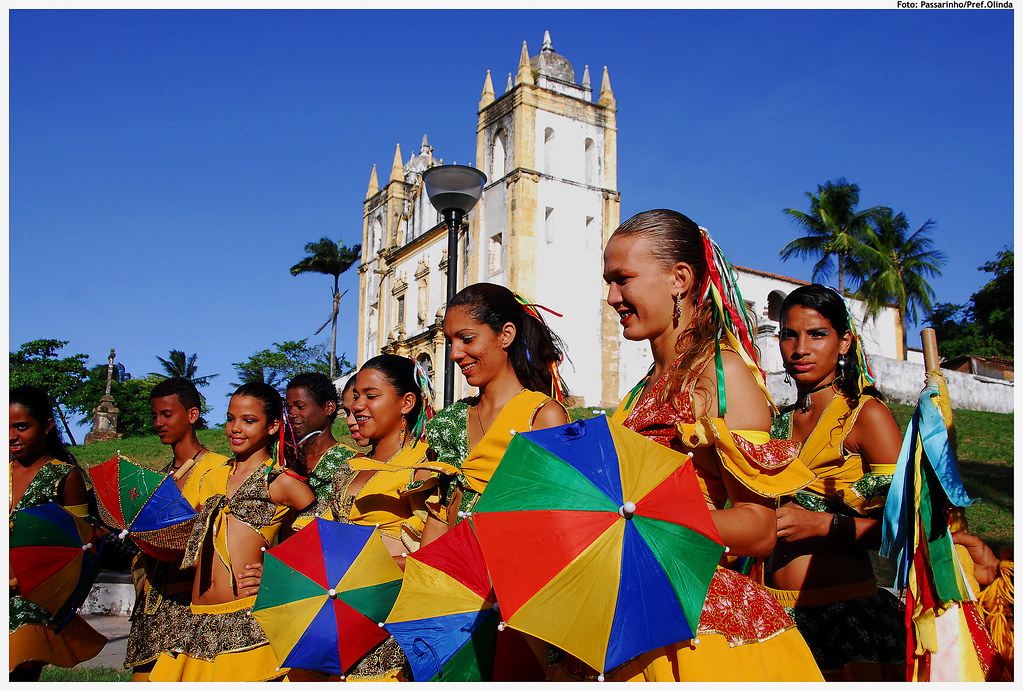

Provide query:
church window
left=585, top=138, right=597, bottom=186
left=488, top=233, right=503, bottom=276
left=397, top=295, right=405, bottom=325
left=492, top=129, right=507, bottom=179
left=544, top=128, right=555, bottom=175
left=545, top=207, right=555, bottom=244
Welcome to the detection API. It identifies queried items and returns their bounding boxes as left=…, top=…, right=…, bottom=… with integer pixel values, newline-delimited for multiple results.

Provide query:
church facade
left=355, top=32, right=904, bottom=407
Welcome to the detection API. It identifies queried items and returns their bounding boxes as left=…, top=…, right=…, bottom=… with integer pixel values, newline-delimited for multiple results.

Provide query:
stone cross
left=104, top=348, right=116, bottom=396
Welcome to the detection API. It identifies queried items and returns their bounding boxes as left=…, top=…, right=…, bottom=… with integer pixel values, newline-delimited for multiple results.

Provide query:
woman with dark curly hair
left=766, top=283, right=905, bottom=680
left=417, top=282, right=570, bottom=547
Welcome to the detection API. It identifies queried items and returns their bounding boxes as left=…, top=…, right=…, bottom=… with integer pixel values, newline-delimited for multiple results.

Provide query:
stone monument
left=84, top=348, right=121, bottom=444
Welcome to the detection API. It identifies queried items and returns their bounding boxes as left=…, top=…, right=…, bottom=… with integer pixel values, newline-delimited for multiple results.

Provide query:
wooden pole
left=921, top=327, right=939, bottom=373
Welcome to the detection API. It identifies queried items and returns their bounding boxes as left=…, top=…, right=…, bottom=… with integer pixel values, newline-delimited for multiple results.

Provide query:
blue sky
left=8, top=9, right=1013, bottom=439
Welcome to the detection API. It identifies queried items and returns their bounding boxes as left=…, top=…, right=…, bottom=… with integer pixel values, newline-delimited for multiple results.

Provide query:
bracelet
left=828, top=513, right=840, bottom=537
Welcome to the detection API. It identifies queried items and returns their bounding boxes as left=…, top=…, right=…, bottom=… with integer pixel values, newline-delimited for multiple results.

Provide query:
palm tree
left=780, top=178, right=882, bottom=295
left=150, top=350, right=218, bottom=387
left=290, top=237, right=362, bottom=379
left=855, top=208, right=946, bottom=360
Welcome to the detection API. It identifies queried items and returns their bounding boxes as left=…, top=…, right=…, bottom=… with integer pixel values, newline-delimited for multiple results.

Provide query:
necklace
left=797, top=379, right=837, bottom=414
left=170, top=445, right=207, bottom=481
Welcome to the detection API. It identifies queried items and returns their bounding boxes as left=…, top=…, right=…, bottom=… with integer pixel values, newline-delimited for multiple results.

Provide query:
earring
left=398, top=417, right=409, bottom=445
left=673, top=292, right=683, bottom=321
left=783, top=372, right=792, bottom=385
left=836, top=356, right=846, bottom=383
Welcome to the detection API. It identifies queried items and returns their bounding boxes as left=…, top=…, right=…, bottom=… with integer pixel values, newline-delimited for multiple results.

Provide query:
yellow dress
left=550, top=363, right=823, bottom=682
left=766, top=394, right=904, bottom=680
left=148, top=456, right=294, bottom=682
left=417, top=390, right=561, bottom=524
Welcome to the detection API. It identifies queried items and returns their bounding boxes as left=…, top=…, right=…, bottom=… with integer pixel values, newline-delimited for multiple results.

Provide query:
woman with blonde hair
left=550, top=209, right=823, bottom=681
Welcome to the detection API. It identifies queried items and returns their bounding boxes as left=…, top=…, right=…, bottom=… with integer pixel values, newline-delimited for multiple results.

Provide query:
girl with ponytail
left=418, top=282, right=570, bottom=547
left=547, top=210, right=823, bottom=681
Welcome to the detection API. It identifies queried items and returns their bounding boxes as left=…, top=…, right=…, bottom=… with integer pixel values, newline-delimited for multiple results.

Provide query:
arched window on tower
left=492, top=129, right=507, bottom=180
left=584, top=137, right=597, bottom=186
left=370, top=216, right=383, bottom=256
left=544, top=127, right=555, bottom=175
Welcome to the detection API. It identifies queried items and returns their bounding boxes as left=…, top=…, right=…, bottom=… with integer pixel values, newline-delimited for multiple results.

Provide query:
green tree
left=66, top=366, right=160, bottom=438
left=290, top=237, right=361, bottom=379
left=855, top=208, right=946, bottom=359
left=780, top=178, right=883, bottom=294
left=232, top=339, right=352, bottom=395
left=150, top=350, right=218, bottom=387
left=928, top=247, right=1013, bottom=361
left=9, top=339, right=91, bottom=445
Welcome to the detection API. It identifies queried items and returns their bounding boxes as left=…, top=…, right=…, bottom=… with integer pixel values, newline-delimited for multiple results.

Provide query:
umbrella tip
left=260, top=546, right=266, bottom=552
left=691, top=637, right=701, bottom=647
left=118, top=529, right=129, bottom=540
left=328, top=588, right=337, bottom=598
left=401, top=552, right=408, bottom=558
left=82, top=543, right=93, bottom=550
left=723, top=546, right=729, bottom=553
left=378, top=622, right=385, bottom=628
left=597, top=674, right=605, bottom=682
left=509, top=429, right=517, bottom=435
left=618, top=501, right=636, bottom=519
left=497, top=621, right=506, bottom=631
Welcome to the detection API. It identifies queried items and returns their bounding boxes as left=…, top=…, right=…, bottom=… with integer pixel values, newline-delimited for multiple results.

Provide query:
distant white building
left=356, top=32, right=906, bottom=407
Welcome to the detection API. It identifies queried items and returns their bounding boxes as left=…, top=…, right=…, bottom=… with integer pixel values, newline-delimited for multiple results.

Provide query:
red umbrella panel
left=89, top=454, right=197, bottom=561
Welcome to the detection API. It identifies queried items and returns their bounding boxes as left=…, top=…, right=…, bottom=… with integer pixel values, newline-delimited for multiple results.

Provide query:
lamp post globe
left=423, top=165, right=487, bottom=407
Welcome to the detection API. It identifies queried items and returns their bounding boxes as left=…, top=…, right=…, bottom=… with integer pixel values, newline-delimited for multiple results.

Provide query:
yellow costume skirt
left=9, top=616, right=107, bottom=672
left=149, top=596, right=287, bottom=682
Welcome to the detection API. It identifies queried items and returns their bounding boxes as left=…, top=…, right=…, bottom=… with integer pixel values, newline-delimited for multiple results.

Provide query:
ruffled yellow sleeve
left=676, top=417, right=816, bottom=498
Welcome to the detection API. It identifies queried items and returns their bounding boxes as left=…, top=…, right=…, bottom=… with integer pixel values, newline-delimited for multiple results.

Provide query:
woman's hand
left=952, top=531, right=1001, bottom=588
left=776, top=502, right=829, bottom=542
left=236, top=563, right=263, bottom=597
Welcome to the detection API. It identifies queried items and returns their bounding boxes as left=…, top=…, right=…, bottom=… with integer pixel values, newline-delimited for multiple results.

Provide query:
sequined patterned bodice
left=9, top=459, right=73, bottom=516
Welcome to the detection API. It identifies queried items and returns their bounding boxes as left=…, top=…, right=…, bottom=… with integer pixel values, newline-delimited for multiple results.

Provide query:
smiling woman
left=415, top=283, right=570, bottom=549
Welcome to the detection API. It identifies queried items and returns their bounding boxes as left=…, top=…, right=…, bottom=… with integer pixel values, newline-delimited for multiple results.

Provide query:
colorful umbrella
left=471, top=415, right=726, bottom=675
left=881, top=349, right=1006, bottom=681
left=10, top=502, right=103, bottom=625
left=89, top=453, right=197, bottom=561
left=252, top=518, right=403, bottom=676
left=384, top=519, right=546, bottom=682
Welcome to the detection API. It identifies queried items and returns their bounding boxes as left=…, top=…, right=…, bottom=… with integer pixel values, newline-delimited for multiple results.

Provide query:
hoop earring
left=673, top=292, right=683, bottom=322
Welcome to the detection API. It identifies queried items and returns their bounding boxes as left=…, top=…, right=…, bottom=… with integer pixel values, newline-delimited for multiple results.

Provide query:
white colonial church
left=355, top=32, right=906, bottom=408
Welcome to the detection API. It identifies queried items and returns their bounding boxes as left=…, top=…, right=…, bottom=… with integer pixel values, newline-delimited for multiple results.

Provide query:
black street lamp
left=423, top=164, right=487, bottom=407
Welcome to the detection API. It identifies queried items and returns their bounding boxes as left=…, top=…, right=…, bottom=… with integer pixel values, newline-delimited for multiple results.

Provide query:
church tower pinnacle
left=479, top=69, right=495, bottom=110
left=389, top=143, right=404, bottom=183
left=366, top=164, right=379, bottom=198
left=515, top=41, right=534, bottom=86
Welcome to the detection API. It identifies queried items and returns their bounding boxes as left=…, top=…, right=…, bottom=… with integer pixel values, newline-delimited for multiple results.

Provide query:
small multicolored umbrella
left=10, top=502, right=103, bottom=623
left=384, top=520, right=546, bottom=682
left=89, top=453, right=197, bottom=561
left=252, top=519, right=404, bottom=676
left=472, top=415, right=726, bottom=675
